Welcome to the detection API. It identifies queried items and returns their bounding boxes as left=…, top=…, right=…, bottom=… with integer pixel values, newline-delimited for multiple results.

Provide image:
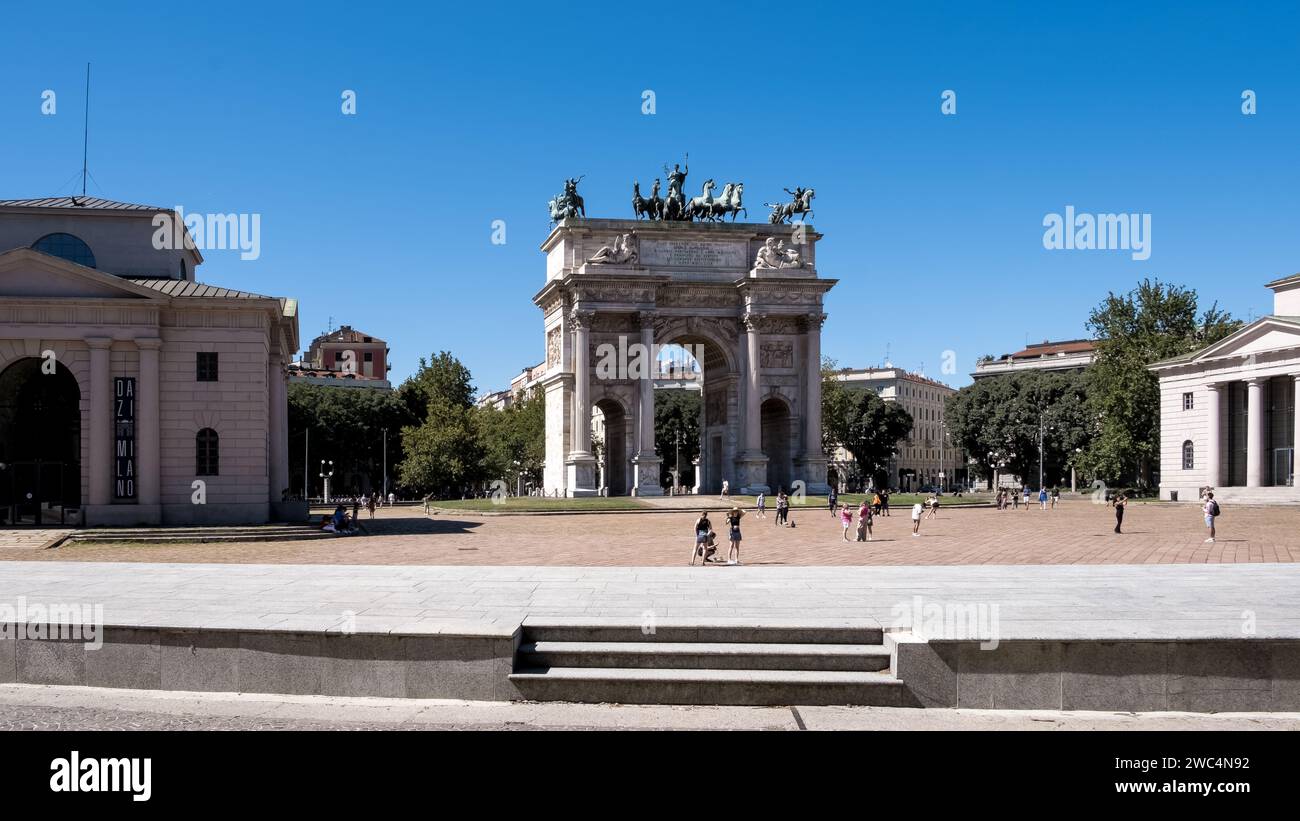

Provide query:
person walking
left=720, top=479, right=730, bottom=500
left=1038, top=487, right=1048, bottom=510
left=871, top=491, right=882, bottom=516
left=925, top=493, right=940, bottom=519
left=1012, top=489, right=1020, bottom=510
left=1203, top=491, right=1220, bottom=543
left=880, top=489, right=891, bottom=517
left=840, top=503, right=853, bottom=541
left=1112, top=491, right=1127, bottom=534
left=828, top=486, right=839, bottom=517
left=367, top=493, right=377, bottom=520
left=1022, top=486, right=1031, bottom=510
left=725, top=506, right=745, bottom=565
left=755, top=491, right=767, bottom=518
left=1050, top=486, right=1060, bottom=509
left=911, top=501, right=924, bottom=536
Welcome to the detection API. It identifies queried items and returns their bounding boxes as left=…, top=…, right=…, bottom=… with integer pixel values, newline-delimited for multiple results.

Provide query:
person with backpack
left=1203, top=492, right=1220, bottom=543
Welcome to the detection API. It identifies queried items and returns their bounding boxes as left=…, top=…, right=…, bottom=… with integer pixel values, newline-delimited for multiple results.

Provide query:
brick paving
left=2, top=499, right=1296, bottom=566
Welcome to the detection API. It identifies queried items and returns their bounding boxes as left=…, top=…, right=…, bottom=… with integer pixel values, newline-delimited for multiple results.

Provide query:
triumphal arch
left=533, top=188, right=836, bottom=497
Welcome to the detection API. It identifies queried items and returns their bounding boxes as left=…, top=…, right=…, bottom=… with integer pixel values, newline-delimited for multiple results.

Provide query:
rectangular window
left=197, top=352, right=219, bottom=382
left=1183, top=392, right=1194, bottom=410
left=363, top=352, right=373, bottom=362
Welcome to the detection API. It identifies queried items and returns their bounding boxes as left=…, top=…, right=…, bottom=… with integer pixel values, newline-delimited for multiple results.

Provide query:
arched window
left=32, top=233, right=96, bottom=268
left=1182, top=440, right=1195, bottom=470
left=196, top=428, right=219, bottom=476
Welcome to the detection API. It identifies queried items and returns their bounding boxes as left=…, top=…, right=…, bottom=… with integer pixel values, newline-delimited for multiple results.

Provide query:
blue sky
left=2, top=1, right=1297, bottom=390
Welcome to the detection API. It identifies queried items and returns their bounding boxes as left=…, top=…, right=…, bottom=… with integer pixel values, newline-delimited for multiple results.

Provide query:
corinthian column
left=632, top=311, right=662, bottom=495
left=571, top=311, right=593, bottom=456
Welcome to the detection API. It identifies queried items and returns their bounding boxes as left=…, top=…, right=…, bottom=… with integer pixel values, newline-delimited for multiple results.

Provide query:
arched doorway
left=762, top=396, right=793, bottom=494
left=0, top=358, right=81, bottom=525
left=592, top=397, right=628, bottom=495
left=656, top=330, right=735, bottom=496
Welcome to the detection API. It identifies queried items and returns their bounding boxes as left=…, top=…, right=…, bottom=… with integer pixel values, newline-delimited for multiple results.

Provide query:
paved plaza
left=4, top=499, right=1298, bottom=566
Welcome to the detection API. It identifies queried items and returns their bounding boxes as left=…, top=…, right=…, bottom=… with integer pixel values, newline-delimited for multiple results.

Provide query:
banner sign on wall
left=114, top=376, right=136, bottom=499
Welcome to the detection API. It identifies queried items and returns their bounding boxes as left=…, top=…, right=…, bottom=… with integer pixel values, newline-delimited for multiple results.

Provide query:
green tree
left=821, top=358, right=914, bottom=487
left=1082, top=279, right=1239, bottom=485
left=654, top=388, right=701, bottom=486
left=476, top=386, right=546, bottom=494
left=945, top=370, right=1092, bottom=488
left=396, top=352, right=486, bottom=497
left=288, top=383, right=412, bottom=498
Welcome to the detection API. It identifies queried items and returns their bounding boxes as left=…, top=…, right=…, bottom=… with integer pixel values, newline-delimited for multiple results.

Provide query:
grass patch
left=428, top=497, right=652, bottom=512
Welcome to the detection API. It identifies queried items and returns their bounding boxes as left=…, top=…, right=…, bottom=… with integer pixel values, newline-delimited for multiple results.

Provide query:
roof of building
left=0, top=196, right=170, bottom=212
left=1148, top=315, right=1300, bottom=368
left=836, top=366, right=956, bottom=392
left=287, top=364, right=388, bottom=381
left=124, top=278, right=274, bottom=300
left=1001, top=338, right=1096, bottom=360
left=1265, top=272, right=1300, bottom=289
left=310, top=325, right=384, bottom=345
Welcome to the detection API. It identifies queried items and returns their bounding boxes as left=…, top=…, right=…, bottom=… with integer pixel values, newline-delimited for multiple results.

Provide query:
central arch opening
left=655, top=332, right=733, bottom=495
left=0, top=358, right=81, bottom=525
left=761, top=396, right=794, bottom=494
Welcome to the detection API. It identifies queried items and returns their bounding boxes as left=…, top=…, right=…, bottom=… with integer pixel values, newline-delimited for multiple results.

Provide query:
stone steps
left=65, top=525, right=334, bottom=544
left=519, top=640, right=891, bottom=671
left=509, top=620, right=909, bottom=706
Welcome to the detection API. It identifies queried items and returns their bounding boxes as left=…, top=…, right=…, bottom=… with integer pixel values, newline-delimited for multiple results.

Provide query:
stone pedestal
left=795, top=454, right=832, bottom=495
left=565, top=453, right=599, bottom=497
left=736, top=453, right=770, bottom=496
left=631, top=455, right=663, bottom=496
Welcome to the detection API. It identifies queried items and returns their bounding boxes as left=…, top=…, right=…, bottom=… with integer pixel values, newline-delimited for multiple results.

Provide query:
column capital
left=742, top=313, right=763, bottom=333
left=637, top=309, right=657, bottom=329
left=570, top=309, right=595, bottom=330
left=134, top=337, right=163, bottom=351
left=85, top=336, right=113, bottom=350
left=1246, top=376, right=1270, bottom=387
left=801, top=312, right=827, bottom=332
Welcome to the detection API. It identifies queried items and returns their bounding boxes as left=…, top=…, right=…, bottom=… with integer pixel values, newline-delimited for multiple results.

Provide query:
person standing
left=858, top=500, right=873, bottom=542
left=911, top=501, right=924, bottom=536
left=755, top=491, right=767, bottom=518
left=1038, top=487, right=1048, bottom=510
left=840, top=503, right=853, bottom=541
left=367, top=493, right=377, bottom=520
left=720, top=479, right=730, bottom=500
left=725, top=506, right=745, bottom=565
left=1112, top=491, right=1127, bottom=534
left=1203, top=492, right=1220, bottom=543
left=1050, top=486, right=1060, bottom=509
left=775, top=490, right=787, bottom=526
left=828, top=486, right=839, bottom=517
left=871, top=491, right=882, bottom=515
left=880, top=489, right=891, bottom=517
left=693, top=511, right=715, bottom=564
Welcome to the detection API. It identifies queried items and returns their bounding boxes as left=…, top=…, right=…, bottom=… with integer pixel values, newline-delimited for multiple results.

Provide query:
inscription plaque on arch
left=640, top=239, right=747, bottom=269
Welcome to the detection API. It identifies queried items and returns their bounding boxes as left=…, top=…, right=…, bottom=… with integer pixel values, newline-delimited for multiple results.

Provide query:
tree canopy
left=821, top=358, right=914, bottom=487
left=1081, top=278, right=1239, bottom=485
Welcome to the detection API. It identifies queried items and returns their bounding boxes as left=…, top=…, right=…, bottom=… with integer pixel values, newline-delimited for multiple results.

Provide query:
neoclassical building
left=0, top=197, right=298, bottom=526
left=533, top=218, right=835, bottom=497
left=1151, top=275, right=1300, bottom=503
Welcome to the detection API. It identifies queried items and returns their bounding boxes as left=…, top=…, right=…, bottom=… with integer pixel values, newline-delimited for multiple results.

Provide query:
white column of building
left=135, top=337, right=162, bottom=509
left=743, top=315, right=762, bottom=454
left=86, top=337, right=113, bottom=507
left=571, top=312, right=592, bottom=455
left=1294, top=375, right=1300, bottom=485
left=637, top=312, right=656, bottom=457
left=1204, top=382, right=1221, bottom=488
left=1246, top=377, right=1265, bottom=487
left=803, top=313, right=824, bottom=456
left=268, top=351, right=289, bottom=501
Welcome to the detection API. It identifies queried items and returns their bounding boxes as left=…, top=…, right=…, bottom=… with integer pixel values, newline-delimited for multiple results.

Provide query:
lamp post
left=319, top=459, right=334, bottom=504
left=381, top=428, right=388, bottom=503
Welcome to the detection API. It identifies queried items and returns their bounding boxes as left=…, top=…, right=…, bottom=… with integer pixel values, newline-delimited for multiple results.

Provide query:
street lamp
left=319, top=459, right=334, bottom=504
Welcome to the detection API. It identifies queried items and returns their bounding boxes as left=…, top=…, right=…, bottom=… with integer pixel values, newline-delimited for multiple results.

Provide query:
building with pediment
left=0, top=197, right=298, bottom=526
left=1151, top=275, right=1300, bottom=503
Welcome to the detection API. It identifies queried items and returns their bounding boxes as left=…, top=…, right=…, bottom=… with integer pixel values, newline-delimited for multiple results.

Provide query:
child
left=840, top=503, right=853, bottom=541
left=911, top=501, right=923, bottom=536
